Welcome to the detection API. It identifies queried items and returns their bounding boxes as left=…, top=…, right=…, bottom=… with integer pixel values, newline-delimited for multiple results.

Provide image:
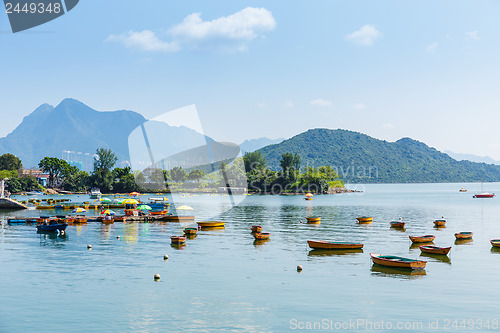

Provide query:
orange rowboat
left=455, top=232, right=473, bottom=239
left=307, top=240, right=363, bottom=250
left=490, top=239, right=500, bottom=248
left=306, top=216, right=321, bottom=223
left=409, top=235, right=435, bottom=243
left=251, top=225, right=263, bottom=233
left=390, top=221, right=405, bottom=228
left=170, top=235, right=186, bottom=243
left=197, top=221, right=225, bottom=228
left=419, top=245, right=451, bottom=255
left=253, top=232, right=270, bottom=240
left=433, top=219, right=446, bottom=227
left=370, top=253, right=427, bottom=270
left=183, top=227, right=197, bottom=235
left=356, top=216, right=373, bottom=224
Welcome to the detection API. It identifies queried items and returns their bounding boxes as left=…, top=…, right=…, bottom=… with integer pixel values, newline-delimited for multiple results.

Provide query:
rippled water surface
left=1, top=183, right=500, bottom=332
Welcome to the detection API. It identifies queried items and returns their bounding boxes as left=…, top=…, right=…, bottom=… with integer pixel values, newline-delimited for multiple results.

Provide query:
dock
left=0, top=198, right=28, bottom=210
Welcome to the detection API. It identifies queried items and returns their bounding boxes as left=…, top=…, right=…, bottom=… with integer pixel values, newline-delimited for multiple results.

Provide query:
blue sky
left=2, top=0, right=500, bottom=158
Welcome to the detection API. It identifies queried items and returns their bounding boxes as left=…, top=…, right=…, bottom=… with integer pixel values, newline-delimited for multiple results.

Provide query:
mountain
left=240, top=137, right=284, bottom=153
left=0, top=99, right=213, bottom=169
left=257, top=128, right=500, bottom=183
left=444, top=150, right=500, bottom=165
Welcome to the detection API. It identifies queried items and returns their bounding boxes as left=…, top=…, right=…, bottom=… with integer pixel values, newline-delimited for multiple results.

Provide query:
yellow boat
left=36, top=205, right=55, bottom=210
left=197, top=221, right=225, bottom=228
left=356, top=216, right=373, bottom=223
left=306, top=216, right=321, bottom=224
left=183, top=227, right=198, bottom=235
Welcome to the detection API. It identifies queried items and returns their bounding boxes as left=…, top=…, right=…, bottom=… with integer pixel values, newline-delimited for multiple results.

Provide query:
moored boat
left=490, top=239, right=500, bottom=248
left=390, top=221, right=406, bottom=228
left=162, top=215, right=195, bottom=222
left=307, top=240, right=363, bottom=250
left=409, top=235, right=435, bottom=243
left=251, top=225, right=263, bottom=233
left=459, top=188, right=467, bottom=192
left=36, top=220, right=68, bottom=232
left=197, top=221, right=225, bottom=228
left=90, top=187, right=102, bottom=199
left=183, top=227, right=198, bottom=235
left=150, top=210, right=169, bottom=216
left=170, top=235, right=186, bottom=243
left=253, top=232, right=271, bottom=240
left=306, top=216, right=321, bottom=223
left=433, top=219, right=446, bottom=227
left=455, top=232, right=473, bottom=239
left=473, top=193, right=495, bottom=198
left=356, top=216, right=373, bottom=224
left=370, top=253, right=427, bottom=270
left=419, top=245, right=452, bottom=255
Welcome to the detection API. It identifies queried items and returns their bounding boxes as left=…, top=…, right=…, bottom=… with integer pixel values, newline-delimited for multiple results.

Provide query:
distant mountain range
left=239, top=137, right=284, bottom=153
left=444, top=150, right=500, bottom=165
left=257, top=128, right=500, bottom=183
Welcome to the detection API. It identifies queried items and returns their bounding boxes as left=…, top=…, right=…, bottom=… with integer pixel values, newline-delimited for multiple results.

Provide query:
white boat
left=90, top=187, right=102, bottom=199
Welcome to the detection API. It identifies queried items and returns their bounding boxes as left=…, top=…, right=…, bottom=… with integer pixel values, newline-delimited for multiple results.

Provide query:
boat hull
left=163, top=215, right=195, bottom=222
left=370, top=253, right=426, bottom=269
left=183, top=228, right=198, bottom=235
left=356, top=216, right=373, bottom=223
left=433, top=220, right=446, bottom=227
left=253, top=232, right=270, bottom=240
left=473, top=193, right=495, bottom=198
left=36, top=223, right=68, bottom=232
left=419, top=245, right=451, bottom=255
left=390, top=222, right=406, bottom=228
left=251, top=225, right=263, bottom=233
left=306, top=216, right=321, bottom=223
left=455, top=232, right=473, bottom=239
left=307, top=240, right=363, bottom=249
left=490, top=239, right=500, bottom=248
left=409, top=235, right=435, bottom=243
left=197, top=221, right=225, bottom=228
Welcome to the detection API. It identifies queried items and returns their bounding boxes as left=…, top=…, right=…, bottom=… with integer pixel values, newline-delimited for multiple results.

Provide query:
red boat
left=473, top=193, right=495, bottom=198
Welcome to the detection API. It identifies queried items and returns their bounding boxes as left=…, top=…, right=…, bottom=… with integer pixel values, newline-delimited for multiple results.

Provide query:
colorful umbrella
left=305, top=193, right=313, bottom=198
left=72, top=207, right=86, bottom=213
left=129, top=192, right=140, bottom=196
left=101, top=209, right=116, bottom=215
left=122, top=199, right=139, bottom=204
left=176, top=205, right=194, bottom=211
left=137, top=205, right=152, bottom=210
left=99, top=197, right=112, bottom=203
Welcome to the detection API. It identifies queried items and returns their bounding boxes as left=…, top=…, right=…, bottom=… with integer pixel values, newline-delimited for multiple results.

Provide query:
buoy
left=117, top=236, right=120, bottom=239
left=297, top=265, right=303, bottom=271
left=163, top=254, right=169, bottom=260
left=87, top=244, right=92, bottom=249
left=154, top=273, right=160, bottom=281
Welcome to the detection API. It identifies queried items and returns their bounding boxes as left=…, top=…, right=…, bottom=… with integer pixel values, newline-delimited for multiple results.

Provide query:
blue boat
left=36, top=220, right=68, bottom=232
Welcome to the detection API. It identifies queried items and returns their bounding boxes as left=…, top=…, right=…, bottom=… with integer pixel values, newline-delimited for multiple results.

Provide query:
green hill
left=257, top=128, right=500, bottom=183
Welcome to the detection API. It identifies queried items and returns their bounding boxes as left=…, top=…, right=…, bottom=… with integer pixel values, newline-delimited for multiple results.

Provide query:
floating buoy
left=117, top=236, right=120, bottom=239
left=87, top=244, right=92, bottom=249
left=297, top=265, right=303, bottom=272
left=154, top=273, right=160, bottom=281
left=163, top=254, right=169, bottom=260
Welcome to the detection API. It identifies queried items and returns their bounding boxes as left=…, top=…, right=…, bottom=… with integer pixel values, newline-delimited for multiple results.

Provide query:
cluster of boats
left=170, top=221, right=226, bottom=245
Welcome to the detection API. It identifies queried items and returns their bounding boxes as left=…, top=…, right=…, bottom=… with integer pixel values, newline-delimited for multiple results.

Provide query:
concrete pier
left=0, top=198, right=28, bottom=210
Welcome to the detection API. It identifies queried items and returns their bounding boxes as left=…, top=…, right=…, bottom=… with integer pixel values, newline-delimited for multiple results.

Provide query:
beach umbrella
left=129, top=192, right=140, bottom=196
left=122, top=199, right=139, bottom=204
left=99, top=197, right=112, bottom=203
left=137, top=204, right=152, bottom=210
left=176, top=205, right=194, bottom=211
left=72, top=207, right=86, bottom=213
left=101, top=209, right=116, bottom=215
left=305, top=193, right=313, bottom=198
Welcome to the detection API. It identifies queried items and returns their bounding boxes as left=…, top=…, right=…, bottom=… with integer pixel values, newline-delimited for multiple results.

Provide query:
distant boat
left=370, top=253, right=427, bottom=270
left=409, top=235, right=435, bottom=243
left=197, top=221, right=225, bottom=228
left=455, top=232, right=473, bottom=240
left=26, top=191, right=44, bottom=196
left=170, top=235, right=186, bottom=244
left=253, top=232, right=270, bottom=240
left=490, top=239, right=500, bottom=248
left=356, top=216, right=373, bottom=224
left=419, top=245, right=452, bottom=255
left=307, top=240, right=363, bottom=250
left=251, top=225, right=263, bottom=233
left=306, top=216, right=321, bottom=224
left=90, top=187, right=102, bottom=199
left=36, top=220, right=68, bottom=232
left=459, top=188, right=467, bottom=192
left=433, top=218, right=446, bottom=227
left=390, top=220, right=405, bottom=228
left=473, top=193, right=495, bottom=198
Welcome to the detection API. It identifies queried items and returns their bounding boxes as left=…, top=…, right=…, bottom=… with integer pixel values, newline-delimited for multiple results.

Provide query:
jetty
left=0, top=197, right=28, bottom=210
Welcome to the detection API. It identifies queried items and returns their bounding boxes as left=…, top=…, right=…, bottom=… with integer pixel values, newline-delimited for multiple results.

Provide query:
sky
left=1, top=0, right=500, bottom=158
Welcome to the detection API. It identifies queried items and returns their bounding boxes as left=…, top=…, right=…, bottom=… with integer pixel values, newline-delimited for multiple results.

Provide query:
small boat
left=419, top=245, right=452, bottom=255
left=409, top=235, right=435, bottom=243
left=455, top=232, right=473, bottom=239
left=197, top=221, right=225, bottom=228
left=390, top=221, right=406, bottom=228
left=150, top=210, right=169, bottom=216
left=490, top=239, right=500, bottom=248
left=356, top=216, right=373, bottom=224
left=36, top=220, right=68, bottom=232
left=459, top=188, right=467, bottom=192
left=433, top=219, right=446, bottom=227
left=253, top=232, right=270, bottom=240
left=74, top=216, right=88, bottom=223
left=307, top=240, right=363, bottom=250
left=251, top=225, right=263, bottom=233
left=370, top=253, right=427, bottom=270
left=304, top=197, right=312, bottom=201
left=183, top=227, right=198, bottom=235
left=170, top=235, right=186, bottom=243
left=306, top=216, right=321, bottom=223
left=162, top=215, right=195, bottom=222
left=89, top=187, right=102, bottom=199
left=473, top=193, right=495, bottom=198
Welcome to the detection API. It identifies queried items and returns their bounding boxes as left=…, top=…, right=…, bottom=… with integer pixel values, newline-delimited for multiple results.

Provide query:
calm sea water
left=1, top=183, right=500, bottom=332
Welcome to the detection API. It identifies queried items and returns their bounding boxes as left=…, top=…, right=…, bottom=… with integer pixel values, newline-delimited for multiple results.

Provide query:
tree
left=38, top=157, right=69, bottom=187
left=0, top=153, right=22, bottom=171
left=187, top=169, right=205, bottom=184
left=243, top=151, right=267, bottom=172
left=90, top=148, right=118, bottom=193
left=280, top=152, right=301, bottom=184
left=169, top=166, right=186, bottom=183
left=112, top=167, right=140, bottom=193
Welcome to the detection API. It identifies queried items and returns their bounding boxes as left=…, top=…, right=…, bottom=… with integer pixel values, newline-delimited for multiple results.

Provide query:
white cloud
left=465, top=31, right=479, bottom=40
left=345, top=25, right=382, bottom=46
left=106, top=30, right=180, bottom=53
left=426, top=42, right=439, bottom=53
left=106, top=7, right=276, bottom=53
left=353, top=103, right=366, bottom=110
left=283, top=101, right=294, bottom=108
left=310, top=98, right=332, bottom=107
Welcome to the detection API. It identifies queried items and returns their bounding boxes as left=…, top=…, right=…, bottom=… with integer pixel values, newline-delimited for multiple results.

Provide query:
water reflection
left=171, top=243, right=186, bottom=250
left=38, top=232, right=68, bottom=247
left=410, top=242, right=434, bottom=249
left=454, top=239, right=473, bottom=245
left=490, top=246, right=500, bottom=254
left=371, top=264, right=426, bottom=279
left=420, top=252, right=452, bottom=264
left=253, top=239, right=270, bottom=247
left=308, top=249, right=364, bottom=256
